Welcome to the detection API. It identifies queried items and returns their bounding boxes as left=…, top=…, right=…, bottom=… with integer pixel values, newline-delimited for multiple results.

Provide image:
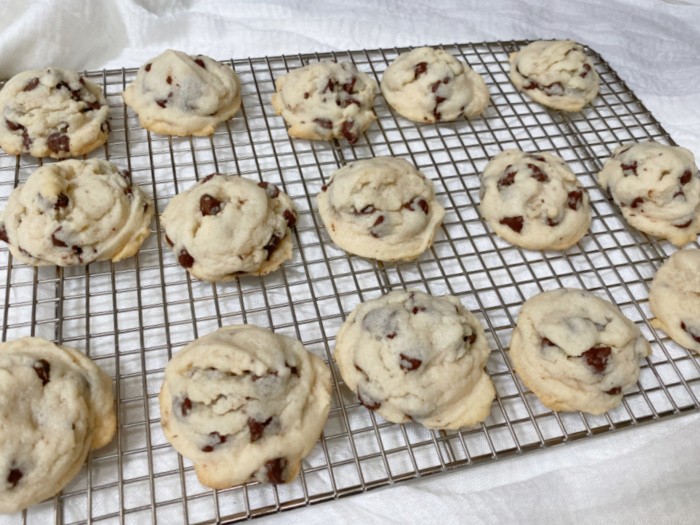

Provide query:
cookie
left=596, top=142, right=700, bottom=246
left=0, top=68, right=109, bottom=158
left=316, top=157, right=444, bottom=261
left=161, top=174, right=297, bottom=281
left=122, top=49, right=242, bottom=136
left=479, top=149, right=591, bottom=250
left=0, top=337, right=115, bottom=514
left=649, top=249, right=700, bottom=354
left=271, top=61, right=377, bottom=143
left=0, top=159, right=154, bottom=266
left=380, top=46, right=490, bottom=123
left=509, top=288, right=651, bottom=415
left=159, top=324, right=331, bottom=488
left=509, top=40, right=599, bottom=112
left=334, top=290, right=495, bottom=430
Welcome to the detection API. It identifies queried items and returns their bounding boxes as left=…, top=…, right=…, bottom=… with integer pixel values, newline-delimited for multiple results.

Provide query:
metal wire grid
left=0, top=40, right=698, bottom=524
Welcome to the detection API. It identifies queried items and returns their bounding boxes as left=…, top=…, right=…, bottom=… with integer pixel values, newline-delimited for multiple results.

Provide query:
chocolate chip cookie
left=509, top=40, right=599, bottom=112
left=0, top=68, right=109, bottom=158
left=479, top=149, right=591, bottom=250
left=509, top=288, right=651, bottom=415
left=649, top=249, right=700, bottom=354
left=316, top=157, right=444, bottom=261
left=334, top=290, right=495, bottom=430
left=380, top=46, right=490, bottom=123
left=596, top=141, right=700, bottom=246
left=0, top=159, right=154, bottom=266
left=271, top=61, right=377, bottom=143
left=123, top=50, right=242, bottom=136
left=159, top=324, right=331, bottom=488
left=160, top=174, right=297, bottom=281
left=0, top=337, right=115, bottom=514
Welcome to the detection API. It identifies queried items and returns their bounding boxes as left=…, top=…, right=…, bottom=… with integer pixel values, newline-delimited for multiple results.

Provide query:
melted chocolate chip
left=680, top=321, right=700, bottom=343
left=357, top=390, right=381, bottom=410
left=33, top=359, right=50, bottom=385
left=201, top=431, right=226, bottom=452
left=314, top=118, right=333, bottom=129
left=412, top=306, right=426, bottom=314
left=630, top=197, right=644, bottom=209
left=199, top=174, right=215, bottom=185
left=541, top=337, right=557, bottom=347
left=342, top=77, right=356, bottom=94
left=675, top=219, right=693, bottom=229
left=199, top=194, right=222, bottom=216
left=680, top=170, right=693, bottom=185
left=498, top=168, right=517, bottom=189
left=567, top=190, right=583, bottom=210
left=303, top=92, right=310, bottom=99
left=23, top=78, right=40, bottom=92
left=178, top=249, right=194, bottom=268
left=283, top=209, right=296, bottom=228
left=358, top=204, right=376, bottom=215
left=546, top=217, right=559, bottom=227
left=321, top=184, right=328, bottom=192
left=399, top=353, right=422, bottom=371
left=414, top=62, right=428, bottom=79
left=341, top=120, right=357, bottom=143
left=431, top=80, right=441, bottom=93
left=258, top=181, right=280, bottom=199
left=582, top=345, right=611, bottom=374
left=322, top=78, right=336, bottom=93
left=5, top=119, right=23, bottom=132
left=46, top=133, right=70, bottom=154
left=265, top=458, right=287, bottom=484
left=248, top=417, right=273, bottom=442
left=251, top=369, right=278, bottom=382
left=145, top=63, right=152, bottom=72
left=180, top=397, right=193, bottom=417
left=543, top=81, right=564, bottom=96
left=166, top=75, right=172, bottom=85
left=264, top=234, right=282, bottom=258
left=528, top=163, right=548, bottom=182
left=164, top=234, right=174, bottom=247
left=580, top=63, right=592, bottom=78
left=7, top=468, right=22, bottom=488
left=51, top=233, right=67, bottom=247
left=0, top=226, right=8, bottom=244
left=606, top=387, right=621, bottom=395
left=621, top=161, right=638, bottom=176
left=403, top=198, right=429, bottom=214
left=156, top=99, right=168, bottom=108
left=194, top=58, right=206, bottom=68
left=499, top=216, right=524, bottom=233
left=463, top=332, right=477, bottom=345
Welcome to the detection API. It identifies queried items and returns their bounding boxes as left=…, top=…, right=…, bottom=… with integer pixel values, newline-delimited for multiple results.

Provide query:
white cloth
left=1, top=1, right=699, bottom=523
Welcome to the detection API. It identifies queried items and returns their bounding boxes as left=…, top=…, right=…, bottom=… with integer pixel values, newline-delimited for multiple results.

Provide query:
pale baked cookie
left=316, top=157, right=444, bottom=261
left=161, top=174, right=297, bottom=281
left=509, top=40, right=599, bottom=112
left=159, top=325, right=331, bottom=488
left=380, top=46, right=490, bottom=123
left=649, top=249, right=700, bottom=354
left=479, top=149, right=591, bottom=250
left=0, top=337, right=115, bottom=514
left=509, top=289, right=651, bottom=415
left=334, top=290, right=495, bottom=429
left=0, top=68, right=109, bottom=158
left=0, top=159, right=154, bottom=266
left=596, top=142, right=700, bottom=246
left=271, top=61, right=377, bottom=143
left=123, top=49, right=242, bottom=136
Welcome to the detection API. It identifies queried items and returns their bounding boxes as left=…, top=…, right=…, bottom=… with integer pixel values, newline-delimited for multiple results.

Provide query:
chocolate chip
left=47, top=133, right=70, bottom=154
left=264, top=234, right=282, bottom=258
left=412, top=306, right=426, bottom=314
left=283, top=209, right=296, bottom=228
left=23, top=78, right=40, bottom=92
left=630, top=197, right=644, bottom=209
left=53, top=193, right=70, bottom=210
left=680, top=170, right=693, bottom=185
left=463, top=332, right=477, bottom=345
left=314, top=118, right=333, bottom=129
left=56, top=81, right=71, bottom=91
left=357, top=204, right=376, bottom=215
left=321, top=184, right=328, bottom=192
left=582, top=345, right=611, bottom=374
left=180, top=397, right=192, bottom=417
left=606, top=387, right=621, bottom=395
left=528, top=163, right=548, bottom=182
left=546, top=217, right=559, bottom=227
left=499, top=216, right=524, bottom=233
left=251, top=369, right=278, bottom=382
left=72, top=245, right=83, bottom=259
left=257, top=181, right=280, bottom=199
left=357, top=390, right=381, bottom=410
left=543, top=81, right=564, bottom=96
left=523, top=80, right=539, bottom=90
left=156, top=99, right=168, bottom=108
left=5, top=119, right=23, bottom=132
left=0, top=226, right=8, bottom=244
left=414, top=199, right=429, bottom=214
left=498, top=168, right=517, bottom=189
left=431, top=80, right=441, bottom=93
left=7, top=468, right=22, bottom=488
left=681, top=321, right=700, bottom=343
left=621, top=161, right=638, bottom=176
left=303, top=92, right=310, bottom=99
left=194, top=58, right=206, bottom=68
left=386, top=332, right=397, bottom=339
left=145, top=63, right=152, bottom=72
left=341, top=120, right=357, bottom=143
left=166, top=75, right=173, bottom=85
left=567, top=190, right=583, bottom=210
left=413, top=61, right=428, bottom=79
left=342, top=77, right=356, bottom=94
left=199, top=174, right=216, bottom=185
left=580, top=63, right=592, bottom=78
left=51, top=233, right=67, bottom=247
left=82, top=100, right=102, bottom=112
left=322, top=78, right=336, bottom=93
left=675, top=219, right=693, bottom=229
left=178, top=249, right=194, bottom=268
left=199, top=194, right=222, bottom=216
left=248, top=417, right=273, bottom=442
left=541, top=337, right=557, bottom=347
left=265, top=458, right=287, bottom=484
left=399, top=353, right=422, bottom=371
left=164, top=234, right=174, bottom=247
left=33, top=359, right=50, bottom=385
left=201, top=431, right=226, bottom=452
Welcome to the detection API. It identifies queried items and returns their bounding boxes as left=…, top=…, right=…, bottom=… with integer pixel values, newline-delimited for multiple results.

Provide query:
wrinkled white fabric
left=0, top=0, right=698, bottom=523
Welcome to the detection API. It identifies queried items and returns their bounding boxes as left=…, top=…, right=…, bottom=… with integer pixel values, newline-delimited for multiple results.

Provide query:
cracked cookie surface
left=509, top=288, right=651, bottom=415
left=161, top=174, right=296, bottom=281
left=0, top=159, right=154, bottom=266
left=509, top=40, right=599, bottom=112
left=334, top=290, right=495, bottom=430
left=159, top=324, right=331, bottom=488
left=271, top=61, right=377, bottom=143
left=381, top=46, right=489, bottom=123
left=479, top=149, right=591, bottom=250
left=0, top=337, right=115, bottom=514
left=0, top=68, right=109, bottom=158
left=123, top=49, right=242, bottom=136
left=596, top=141, right=700, bottom=246
left=316, top=156, right=444, bottom=261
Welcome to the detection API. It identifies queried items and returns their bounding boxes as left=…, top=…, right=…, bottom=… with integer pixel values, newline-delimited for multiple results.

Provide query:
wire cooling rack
left=1, top=40, right=699, bottom=524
